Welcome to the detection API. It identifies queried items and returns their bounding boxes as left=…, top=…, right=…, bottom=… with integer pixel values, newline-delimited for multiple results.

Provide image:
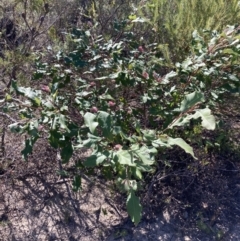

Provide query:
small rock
left=163, top=209, right=171, bottom=223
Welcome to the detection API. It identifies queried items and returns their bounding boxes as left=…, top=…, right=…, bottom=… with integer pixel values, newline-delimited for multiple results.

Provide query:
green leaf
left=168, top=137, right=197, bottom=159
left=128, top=15, right=137, bottom=20
left=42, top=99, right=54, bottom=109
left=97, top=111, right=112, bottom=138
left=59, top=114, right=69, bottom=131
left=99, top=94, right=115, bottom=100
left=194, top=108, right=216, bottom=130
left=126, top=190, right=142, bottom=225
left=15, top=86, right=42, bottom=107
left=16, top=86, right=37, bottom=99
left=49, top=130, right=62, bottom=148
left=72, top=175, right=81, bottom=192
left=152, top=135, right=170, bottom=148
left=132, top=167, right=143, bottom=180
left=84, top=112, right=98, bottom=133
left=28, top=122, right=39, bottom=138
left=177, top=91, right=204, bottom=112
left=33, top=97, right=41, bottom=107
left=141, top=130, right=156, bottom=142
left=132, top=17, right=148, bottom=23
left=96, top=72, right=120, bottom=80
left=162, top=71, right=178, bottom=84
left=60, top=141, right=73, bottom=163
left=21, top=137, right=38, bottom=160
left=117, top=150, right=135, bottom=166
left=131, top=145, right=155, bottom=165
left=227, top=74, right=239, bottom=82
left=222, top=48, right=239, bottom=55
left=181, top=58, right=193, bottom=69
left=82, top=133, right=102, bottom=147
left=136, top=163, right=155, bottom=172
left=84, top=153, right=107, bottom=167
left=9, top=123, right=22, bottom=133
left=170, top=108, right=216, bottom=130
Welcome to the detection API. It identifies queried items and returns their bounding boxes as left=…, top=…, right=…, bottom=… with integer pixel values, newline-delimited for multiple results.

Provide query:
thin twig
left=0, top=112, right=17, bottom=123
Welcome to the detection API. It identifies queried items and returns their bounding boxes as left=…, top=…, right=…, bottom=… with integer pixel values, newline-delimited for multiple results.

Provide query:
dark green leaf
left=82, top=133, right=102, bottom=147
left=126, top=190, right=142, bottom=225
left=84, top=153, right=107, bottom=167
left=60, top=141, right=73, bottom=163
left=98, top=111, right=112, bottom=138
left=21, top=137, right=38, bottom=160
left=177, top=91, right=204, bottom=112
left=49, top=130, right=62, bottom=148
left=72, top=175, right=81, bottom=192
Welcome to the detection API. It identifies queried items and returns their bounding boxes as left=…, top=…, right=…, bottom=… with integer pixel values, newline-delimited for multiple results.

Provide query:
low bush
left=2, top=19, right=239, bottom=224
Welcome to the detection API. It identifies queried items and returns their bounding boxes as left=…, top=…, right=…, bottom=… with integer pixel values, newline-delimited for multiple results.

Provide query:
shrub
left=1, top=0, right=240, bottom=226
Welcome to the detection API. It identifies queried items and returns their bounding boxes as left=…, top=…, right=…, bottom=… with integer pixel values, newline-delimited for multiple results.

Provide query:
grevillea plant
left=3, top=24, right=240, bottom=225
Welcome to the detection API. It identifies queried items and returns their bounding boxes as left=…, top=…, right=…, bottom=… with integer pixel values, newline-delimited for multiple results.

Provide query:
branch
left=0, top=112, right=17, bottom=123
